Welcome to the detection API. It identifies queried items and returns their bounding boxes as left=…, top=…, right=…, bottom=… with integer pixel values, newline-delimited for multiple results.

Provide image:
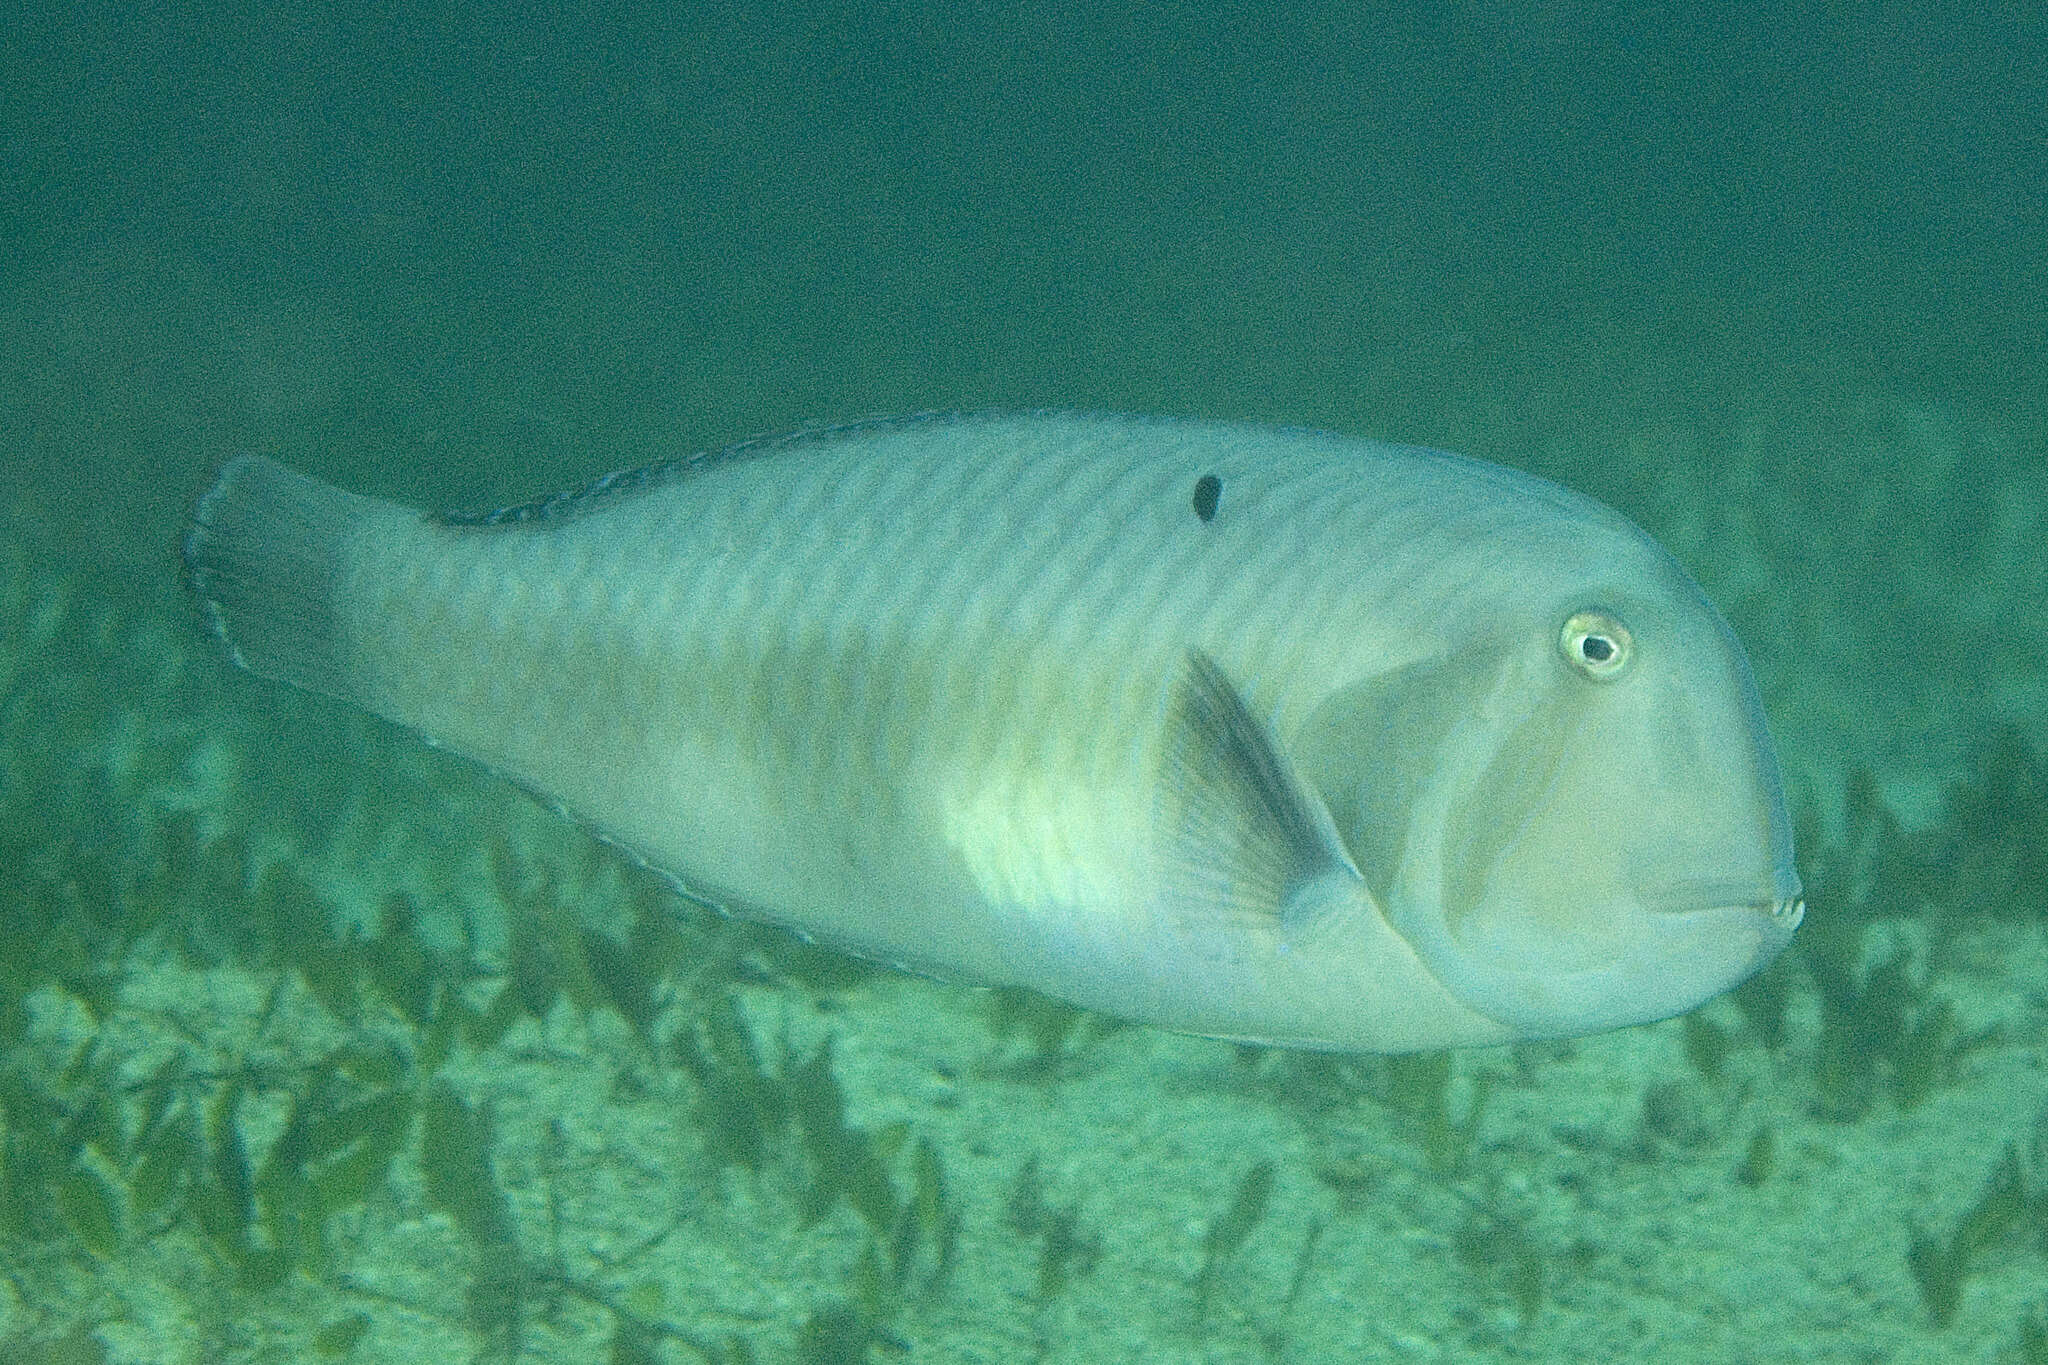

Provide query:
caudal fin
left=184, top=455, right=381, bottom=702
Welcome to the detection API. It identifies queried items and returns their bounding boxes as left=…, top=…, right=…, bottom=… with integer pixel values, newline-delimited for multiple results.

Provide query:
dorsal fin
left=431, top=412, right=991, bottom=527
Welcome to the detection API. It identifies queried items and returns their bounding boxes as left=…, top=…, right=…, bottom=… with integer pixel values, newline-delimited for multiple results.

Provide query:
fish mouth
left=1739, top=894, right=1806, bottom=960
left=1759, top=892, right=1805, bottom=943
left=1638, top=884, right=1806, bottom=979
left=1413, top=887, right=1808, bottom=1041
left=1764, top=895, right=1805, bottom=929
left=1638, top=870, right=1804, bottom=922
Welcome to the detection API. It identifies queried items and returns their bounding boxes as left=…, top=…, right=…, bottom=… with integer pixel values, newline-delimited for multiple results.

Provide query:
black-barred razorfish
left=184, top=412, right=1803, bottom=1051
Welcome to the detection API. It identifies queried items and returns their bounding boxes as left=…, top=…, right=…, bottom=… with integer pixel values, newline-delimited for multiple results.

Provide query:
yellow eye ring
left=1560, top=610, right=1633, bottom=681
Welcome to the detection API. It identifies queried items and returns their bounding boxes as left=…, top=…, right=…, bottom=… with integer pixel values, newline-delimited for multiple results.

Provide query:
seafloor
left=2, top=384, right=2044, bottom=1364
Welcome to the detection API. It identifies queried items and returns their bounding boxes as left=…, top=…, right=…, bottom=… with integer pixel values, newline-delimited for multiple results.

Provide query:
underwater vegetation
left=1904, top=1141, right=2029, bottom=1330
left=4, top=537, right=2048, bottom=1362
left=1706, top=737, right=2048, bottom=1337
left=0, top=549, right=1151, bottom=1362
left=1790, top=763, right=2019, bottom=1122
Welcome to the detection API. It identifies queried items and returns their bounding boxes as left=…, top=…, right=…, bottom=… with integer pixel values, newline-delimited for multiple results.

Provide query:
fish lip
left=1414, top=889, right=1807, bottom=1040
left=1764, top=895, right=1805, bottom=930
left=1650, top=891, right=1806, bottom=967
left=1634, top=882, right=1806, bottom=963
left=1637, top=870, right=1803, bottom=920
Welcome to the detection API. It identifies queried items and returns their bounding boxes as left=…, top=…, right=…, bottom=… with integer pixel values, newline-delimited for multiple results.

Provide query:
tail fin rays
left=184, top=455, right=382, bottom=704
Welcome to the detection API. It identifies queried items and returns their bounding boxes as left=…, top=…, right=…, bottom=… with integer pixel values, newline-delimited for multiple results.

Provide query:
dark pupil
left=1581, top=635, right=1614, bottom=663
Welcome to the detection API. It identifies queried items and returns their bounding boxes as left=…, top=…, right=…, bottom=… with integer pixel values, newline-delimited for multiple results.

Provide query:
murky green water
left=2, top=6, right=2043, bottom=1361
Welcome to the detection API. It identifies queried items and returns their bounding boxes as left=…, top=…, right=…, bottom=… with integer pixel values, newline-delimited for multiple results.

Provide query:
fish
left=183, top=411, right=1803, bottom=1051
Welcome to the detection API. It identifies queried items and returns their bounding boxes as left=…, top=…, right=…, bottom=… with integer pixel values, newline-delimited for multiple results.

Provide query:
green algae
left=1195, top=1158, right=1276, bottom=1314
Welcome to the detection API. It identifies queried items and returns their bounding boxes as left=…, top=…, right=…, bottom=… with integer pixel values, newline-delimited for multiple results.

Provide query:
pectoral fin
left=1158, top=650, right=1369, bottom=940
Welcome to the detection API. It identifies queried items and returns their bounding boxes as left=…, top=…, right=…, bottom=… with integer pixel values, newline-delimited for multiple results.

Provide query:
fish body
left=186, top=412, right=1801, bottom=1051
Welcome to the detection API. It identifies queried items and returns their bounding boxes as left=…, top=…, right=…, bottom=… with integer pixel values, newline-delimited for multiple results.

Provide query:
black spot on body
left=1193, top=474, right=1222, bottom=523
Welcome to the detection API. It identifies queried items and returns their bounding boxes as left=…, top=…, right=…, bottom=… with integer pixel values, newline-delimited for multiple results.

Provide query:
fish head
left=1297, top=529, right=1802, bottom=1042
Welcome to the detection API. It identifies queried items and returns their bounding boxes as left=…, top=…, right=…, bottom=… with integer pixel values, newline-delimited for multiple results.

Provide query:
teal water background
left=2, top=4, right=2045, bottom=1361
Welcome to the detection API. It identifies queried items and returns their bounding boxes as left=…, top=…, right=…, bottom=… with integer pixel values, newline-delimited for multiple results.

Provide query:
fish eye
left=1559, top=609, right=1633, bottom=681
